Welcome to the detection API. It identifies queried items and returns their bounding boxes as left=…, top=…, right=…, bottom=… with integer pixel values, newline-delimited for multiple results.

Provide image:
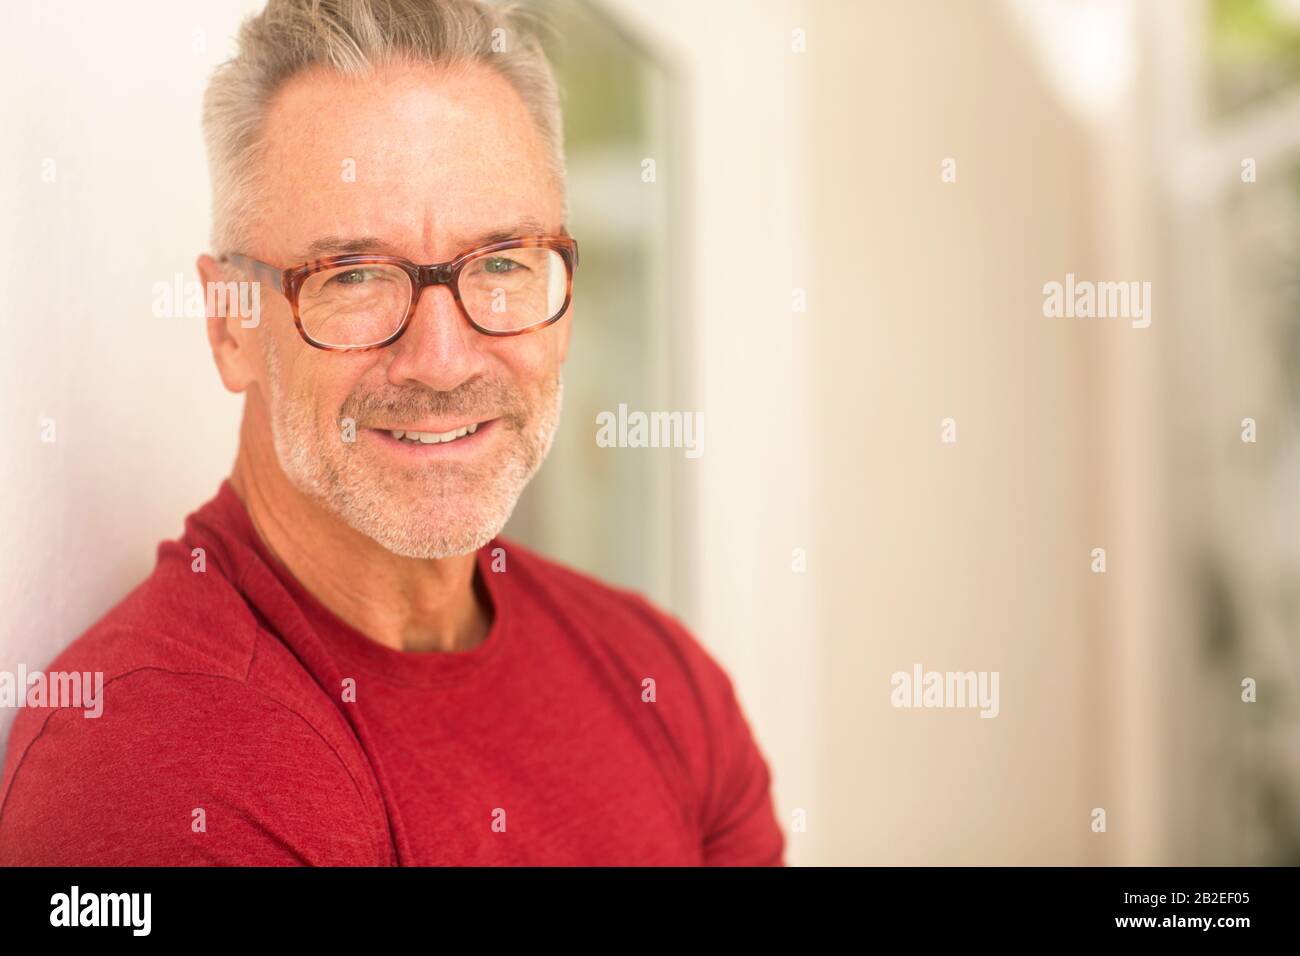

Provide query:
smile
left=389, top=424, right=479, bottom=445
left=368, top=418, right=497, bottom=456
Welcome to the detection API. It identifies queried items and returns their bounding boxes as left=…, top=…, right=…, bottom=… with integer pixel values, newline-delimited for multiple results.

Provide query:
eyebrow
left=292, top=218, right=552, bottom=262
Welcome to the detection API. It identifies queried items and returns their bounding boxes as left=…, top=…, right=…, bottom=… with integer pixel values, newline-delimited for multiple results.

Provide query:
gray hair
left=201, top=0, right=566, bottom=255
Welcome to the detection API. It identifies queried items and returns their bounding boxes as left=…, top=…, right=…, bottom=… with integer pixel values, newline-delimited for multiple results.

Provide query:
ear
left=196, top=254, right=259, bottom=394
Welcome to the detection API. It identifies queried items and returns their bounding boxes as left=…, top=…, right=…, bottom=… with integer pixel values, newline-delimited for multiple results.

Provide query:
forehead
left=256, top=59, right=562, bottom=260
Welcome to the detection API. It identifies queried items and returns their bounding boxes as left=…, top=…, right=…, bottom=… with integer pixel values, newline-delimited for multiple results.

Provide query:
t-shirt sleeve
left=696, top=663, right=787, bottom=866
left=0, top=669, right=384, bottom=866
left=632, top=597, right=787, bottom=866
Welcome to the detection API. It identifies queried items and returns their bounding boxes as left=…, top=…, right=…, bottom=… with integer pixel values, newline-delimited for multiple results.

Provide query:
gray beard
left=264, top=335, right=562, bottom=558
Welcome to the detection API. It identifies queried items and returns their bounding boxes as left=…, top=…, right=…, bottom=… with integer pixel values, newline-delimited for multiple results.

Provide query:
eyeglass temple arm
left=220, top=254, right=285, bottom=295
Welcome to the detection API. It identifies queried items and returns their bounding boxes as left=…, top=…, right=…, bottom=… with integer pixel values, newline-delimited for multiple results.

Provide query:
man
left=0, top=0, right=784, bottom=866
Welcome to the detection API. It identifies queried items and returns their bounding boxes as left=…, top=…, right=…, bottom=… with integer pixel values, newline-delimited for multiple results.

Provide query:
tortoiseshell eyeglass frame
left=218, top=235, right=579, bottom=352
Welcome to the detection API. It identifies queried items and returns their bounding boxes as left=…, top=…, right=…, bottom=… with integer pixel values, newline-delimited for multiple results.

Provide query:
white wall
left=0, top=1, right=268, bottom=748
left=603, top=0, right=1178, bottom=864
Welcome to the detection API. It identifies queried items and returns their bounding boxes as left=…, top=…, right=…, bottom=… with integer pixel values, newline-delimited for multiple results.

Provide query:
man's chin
left=331, top=497, right=509, bottom=560
left=359, top=521, right=500, bottom=560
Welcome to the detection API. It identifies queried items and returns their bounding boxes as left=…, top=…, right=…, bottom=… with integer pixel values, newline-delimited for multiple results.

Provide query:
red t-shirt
left=0, top=481, right=784, bottom=866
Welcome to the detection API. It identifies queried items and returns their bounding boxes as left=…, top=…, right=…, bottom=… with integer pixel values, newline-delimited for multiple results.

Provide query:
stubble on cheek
left=262, top=332, right=336, bottom=499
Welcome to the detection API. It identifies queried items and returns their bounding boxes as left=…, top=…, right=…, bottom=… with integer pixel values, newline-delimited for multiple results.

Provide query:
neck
left=228, top=403, right=489, bottom=654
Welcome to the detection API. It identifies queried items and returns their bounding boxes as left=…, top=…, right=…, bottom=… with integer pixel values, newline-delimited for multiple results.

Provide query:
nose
left=384, top=278, right=487, bottom=392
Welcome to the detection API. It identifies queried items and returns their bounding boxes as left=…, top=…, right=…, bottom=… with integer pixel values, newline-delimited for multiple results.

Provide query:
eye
left=481, top=256, right=524, bottom=275
left=330, top=268, right=377, bottom=285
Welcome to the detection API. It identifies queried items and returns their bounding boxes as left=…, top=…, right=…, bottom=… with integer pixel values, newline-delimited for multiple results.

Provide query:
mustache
left=340, top=377, right=529, bottom=429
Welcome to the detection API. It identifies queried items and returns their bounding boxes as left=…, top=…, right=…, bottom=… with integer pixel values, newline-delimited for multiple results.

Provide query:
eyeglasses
left=219, top=235, right=578, bottom=351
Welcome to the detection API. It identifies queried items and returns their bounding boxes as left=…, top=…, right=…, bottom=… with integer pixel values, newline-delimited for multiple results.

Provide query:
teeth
left=387, top=425, right=478, bottom=445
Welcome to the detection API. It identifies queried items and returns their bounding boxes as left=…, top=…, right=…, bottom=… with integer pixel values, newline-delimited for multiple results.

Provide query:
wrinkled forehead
left=255, top=59, right=564, bottom=263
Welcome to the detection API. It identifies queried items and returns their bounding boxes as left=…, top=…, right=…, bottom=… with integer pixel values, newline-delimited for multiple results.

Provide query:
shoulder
left=489, top=538, right=785, bottom=865
left=0, top=534, right=313, bottom=781
left=490, top=536, right=734, bottom=700
left=488, top=537, right=749, bottom=782
left=0, top=665, right=388, bottom=865
left=53, top=478, right=293, bottom=689
left=46, top=547, right=262, bottom=686
left=8, top=480, right=347, bottom=738
left=489, top=536, right=690, bottom=641
left=0, top=520, right=386, bottom=864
